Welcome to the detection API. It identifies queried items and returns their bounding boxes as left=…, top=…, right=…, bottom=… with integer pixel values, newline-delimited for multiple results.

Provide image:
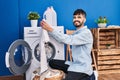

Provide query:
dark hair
left=73, top=9, right=86, bottom=18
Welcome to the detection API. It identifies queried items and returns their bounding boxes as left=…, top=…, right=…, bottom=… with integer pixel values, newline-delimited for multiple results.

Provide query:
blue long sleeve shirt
left=49, top=26, right=93, bottom=75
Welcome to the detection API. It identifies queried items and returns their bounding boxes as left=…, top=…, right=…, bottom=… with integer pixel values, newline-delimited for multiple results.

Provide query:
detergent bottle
left=50, top=6, right=57, bottom=26
left=43, top=6, right=57, bottom=27
left=43, top=7, right=52, bottom=26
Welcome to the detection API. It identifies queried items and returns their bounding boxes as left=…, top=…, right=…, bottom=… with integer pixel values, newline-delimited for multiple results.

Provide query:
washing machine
left=5, top=26, right=64, bottom=80
left=24, top=27, right=41, bottom=80
left=24, top=27, right=64, bottom=61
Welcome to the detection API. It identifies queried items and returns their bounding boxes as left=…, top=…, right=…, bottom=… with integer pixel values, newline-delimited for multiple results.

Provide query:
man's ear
left=84, top=19, right=86, bottom=23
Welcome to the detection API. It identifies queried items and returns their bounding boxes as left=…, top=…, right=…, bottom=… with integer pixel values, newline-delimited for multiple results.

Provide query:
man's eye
left=73, top=17, right=76, bottom=18
left=78, top=16, right=81, bottom=18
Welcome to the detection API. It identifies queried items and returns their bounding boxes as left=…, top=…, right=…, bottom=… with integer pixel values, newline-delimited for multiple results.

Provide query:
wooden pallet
left=91, top=28, right=120, bottom=74
left=91, top=28, right=120, bottom=49
left=97, top=49, right=120, bottom=74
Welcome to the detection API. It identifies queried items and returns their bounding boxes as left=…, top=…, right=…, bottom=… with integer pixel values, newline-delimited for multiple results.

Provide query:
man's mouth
left=74, top=21, right=80, bottom=24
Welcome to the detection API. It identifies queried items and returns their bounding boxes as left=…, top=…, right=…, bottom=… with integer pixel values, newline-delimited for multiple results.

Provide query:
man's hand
left=40, top=20, right=53, bottom=32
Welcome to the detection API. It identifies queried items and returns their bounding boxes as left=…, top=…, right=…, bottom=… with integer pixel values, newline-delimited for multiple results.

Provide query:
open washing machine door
left=5, top=39, right=32, bottom=75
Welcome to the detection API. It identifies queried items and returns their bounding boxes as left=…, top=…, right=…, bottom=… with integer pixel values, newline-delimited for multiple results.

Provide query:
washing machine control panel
left=24, top=27, right=41, bottom=37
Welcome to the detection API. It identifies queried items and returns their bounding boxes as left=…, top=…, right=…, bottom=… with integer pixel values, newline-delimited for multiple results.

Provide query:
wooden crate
left=91, top=28, right=120, bottom=49
left=91, top=28, right=120, bottom=74
left=97, top=49, right=120, bottom=74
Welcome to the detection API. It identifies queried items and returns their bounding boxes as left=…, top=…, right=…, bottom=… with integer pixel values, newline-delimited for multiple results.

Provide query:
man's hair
left=73, top=9, right=86, bottom=18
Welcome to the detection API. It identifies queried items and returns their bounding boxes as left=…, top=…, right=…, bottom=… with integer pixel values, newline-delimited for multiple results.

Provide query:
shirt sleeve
left=49, top=29, right=93, bottom=45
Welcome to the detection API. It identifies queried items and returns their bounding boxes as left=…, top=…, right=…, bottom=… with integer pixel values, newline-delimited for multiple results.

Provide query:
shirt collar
left=75, top=26, right=87, bottom=33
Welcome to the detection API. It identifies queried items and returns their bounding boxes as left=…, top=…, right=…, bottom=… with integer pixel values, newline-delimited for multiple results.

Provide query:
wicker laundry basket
left=44, top=70, right=64, bottom=80
left=33, top=75, right=40, bottom=80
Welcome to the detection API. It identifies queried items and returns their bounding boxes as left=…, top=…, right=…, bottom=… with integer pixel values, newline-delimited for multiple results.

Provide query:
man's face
left=73, top=14, right=86, bottom=28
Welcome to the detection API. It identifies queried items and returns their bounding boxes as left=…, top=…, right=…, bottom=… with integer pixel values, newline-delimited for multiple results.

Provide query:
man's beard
left=73, top=21, right=84, bottom=28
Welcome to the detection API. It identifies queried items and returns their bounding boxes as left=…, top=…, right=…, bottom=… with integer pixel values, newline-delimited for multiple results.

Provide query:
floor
left=0, top=73, right=120, bottom=80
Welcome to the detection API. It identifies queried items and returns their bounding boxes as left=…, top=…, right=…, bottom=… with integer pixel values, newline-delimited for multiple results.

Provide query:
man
left=40, top=9, right=95, bottom=80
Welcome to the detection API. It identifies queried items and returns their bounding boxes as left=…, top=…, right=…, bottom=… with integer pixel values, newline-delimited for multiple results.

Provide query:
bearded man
left=40, top=9, right=95, bottom=80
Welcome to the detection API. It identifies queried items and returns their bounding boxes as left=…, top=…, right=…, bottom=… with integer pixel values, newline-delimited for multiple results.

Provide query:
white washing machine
left=24, top=27, right=41, bottom=80
left=5, top=26, right=64, bottom=80
left=24, top=27, right=64, bottom=80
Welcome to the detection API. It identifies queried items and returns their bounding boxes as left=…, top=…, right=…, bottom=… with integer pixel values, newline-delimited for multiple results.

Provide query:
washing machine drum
left=34, top=42, right=56, bottom=62
left=5, top=39, right=32, bottom=75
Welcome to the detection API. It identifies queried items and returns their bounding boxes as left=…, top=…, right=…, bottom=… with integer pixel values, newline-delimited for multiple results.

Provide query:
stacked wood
left=91, top=28, right=120, bottom=49
left=98, top=49, right=120, bottom=74
left=91, top=28, right=120, bottom=74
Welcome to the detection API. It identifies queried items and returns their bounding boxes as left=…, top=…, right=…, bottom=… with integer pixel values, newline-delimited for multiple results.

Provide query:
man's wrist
left=48, top=28, right=53, bottom=32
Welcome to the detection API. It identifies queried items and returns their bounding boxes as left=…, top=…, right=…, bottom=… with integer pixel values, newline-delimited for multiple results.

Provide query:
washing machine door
left=5, top=39, right=32, bottom=75
left=45, top=42, right=56, bottom=62
left=34, top=42, right=56, bottom=62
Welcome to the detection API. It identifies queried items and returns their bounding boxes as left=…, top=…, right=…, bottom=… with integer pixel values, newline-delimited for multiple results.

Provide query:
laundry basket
left=44, top=69, right=64, bottom=80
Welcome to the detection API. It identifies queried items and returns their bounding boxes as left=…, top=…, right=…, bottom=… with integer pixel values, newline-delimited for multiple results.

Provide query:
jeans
left=64, top=71, right=95, bottom=80
left=49, top=59, right=95, bottom=80
left=90, top=73, right=95, bottom=80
